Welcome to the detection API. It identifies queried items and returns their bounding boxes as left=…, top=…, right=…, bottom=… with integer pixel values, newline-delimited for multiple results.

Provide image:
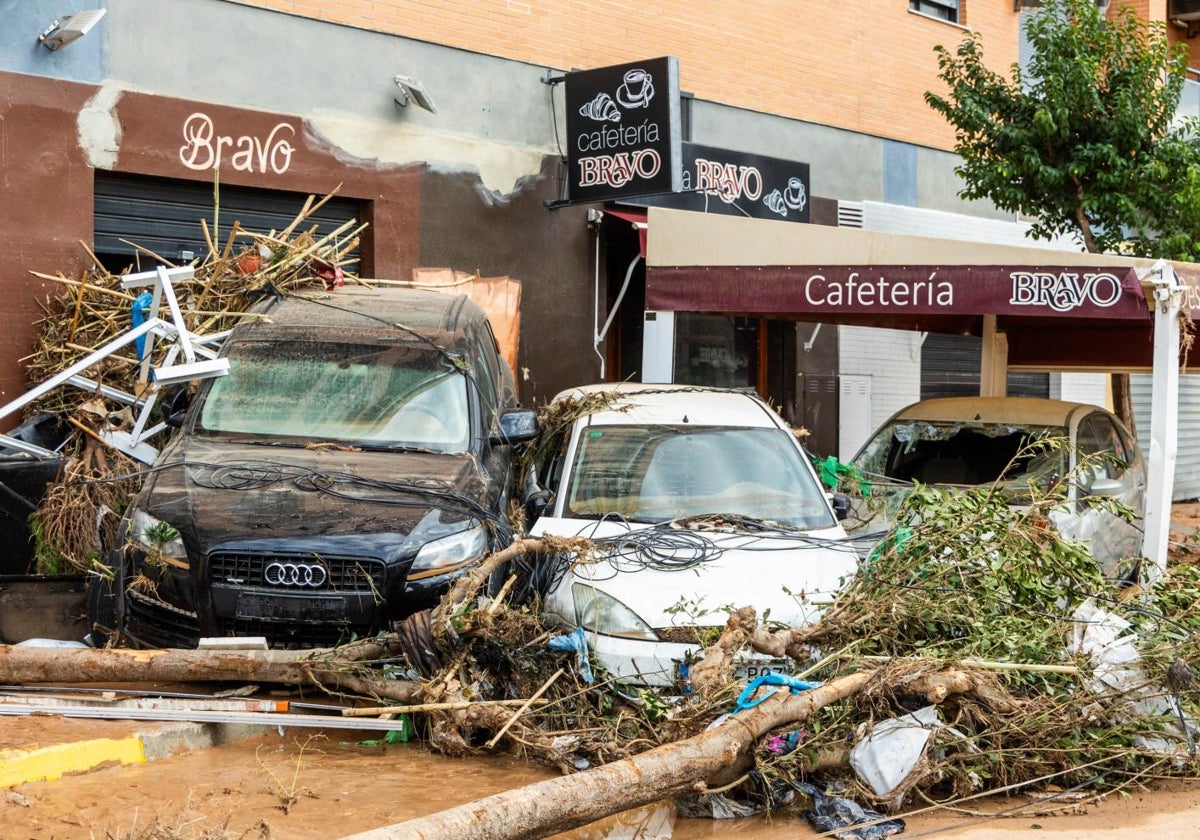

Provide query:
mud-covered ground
left=2, top=728, right=1199, bottom=840
left=4, top=504, right=1200, bottom=840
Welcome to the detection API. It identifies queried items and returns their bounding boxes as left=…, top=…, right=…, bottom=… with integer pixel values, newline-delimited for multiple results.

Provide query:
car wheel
left=85, top=559, right=124, bottom=647
left=486, top=561, right=512, bottom=599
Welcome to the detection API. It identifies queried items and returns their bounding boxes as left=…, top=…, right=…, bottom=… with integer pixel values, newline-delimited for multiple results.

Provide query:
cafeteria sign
left=564, top=56, right=683, bottom=204
left=634, top=143, right=811, bottom=223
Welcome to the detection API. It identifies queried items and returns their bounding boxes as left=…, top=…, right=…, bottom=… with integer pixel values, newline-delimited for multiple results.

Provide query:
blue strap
left=131, top=290, right=154, bottom=360
left=734, top=673, right=822, bottom=713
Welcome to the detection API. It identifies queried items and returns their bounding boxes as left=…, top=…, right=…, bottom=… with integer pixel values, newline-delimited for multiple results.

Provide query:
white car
left=522, top=384, right=859, bottom=688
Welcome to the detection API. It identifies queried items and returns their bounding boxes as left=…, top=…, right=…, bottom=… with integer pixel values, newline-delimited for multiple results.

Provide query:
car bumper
left=581, top=631, right=796, bottom=689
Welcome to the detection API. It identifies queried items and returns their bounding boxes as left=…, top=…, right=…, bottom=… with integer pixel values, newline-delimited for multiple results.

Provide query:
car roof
left=889, top=396, right=1102, bottom=427
left=244, top=285, right=478, bottom=335
left=552, top=383, right=785, bottom=428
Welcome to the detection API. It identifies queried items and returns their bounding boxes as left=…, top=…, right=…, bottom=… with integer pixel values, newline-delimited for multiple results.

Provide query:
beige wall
left=224, top=0, right=1024, bottom=152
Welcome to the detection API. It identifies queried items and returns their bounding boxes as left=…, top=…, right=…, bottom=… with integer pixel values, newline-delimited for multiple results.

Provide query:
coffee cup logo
left=616, top=68, right=655, bottom=108
left=784, top=176, right=807, bottom=211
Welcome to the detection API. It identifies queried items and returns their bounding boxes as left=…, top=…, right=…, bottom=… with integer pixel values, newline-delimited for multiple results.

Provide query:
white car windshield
left=198, top=339, right=470, bottom=452
left=563, top=424, right=835, bottom=529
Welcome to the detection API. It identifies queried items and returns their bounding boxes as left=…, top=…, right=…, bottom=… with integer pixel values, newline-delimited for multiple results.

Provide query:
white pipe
left=0, top=318, right=167, bottom=424
left=597, top=253, right=640, bottom=346
left=592, top=223, right=605, bottom=379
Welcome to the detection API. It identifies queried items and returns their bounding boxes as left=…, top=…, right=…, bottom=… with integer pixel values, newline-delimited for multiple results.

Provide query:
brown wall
left=107, top=90, right=422, bottom=278
left=418, top=162, right=596, bottom=405
left=0, top=73, right=97, bottom=417
left=1, top=68, right=591, bottom=432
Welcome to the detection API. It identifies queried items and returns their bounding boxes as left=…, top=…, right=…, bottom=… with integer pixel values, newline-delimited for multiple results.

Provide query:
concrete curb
left=0, top=721, right=273, bottom=787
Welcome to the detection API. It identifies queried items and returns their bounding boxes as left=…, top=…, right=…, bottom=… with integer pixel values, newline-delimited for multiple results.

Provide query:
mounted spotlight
left=393, top=74, right=437, bottom=114
left=38, top=9, right=106, bottom=51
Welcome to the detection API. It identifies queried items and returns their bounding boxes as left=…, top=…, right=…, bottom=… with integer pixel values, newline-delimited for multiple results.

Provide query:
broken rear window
left=197, top=339, right=469, bottom=452
left=854, top=420, right=1066, bottom=487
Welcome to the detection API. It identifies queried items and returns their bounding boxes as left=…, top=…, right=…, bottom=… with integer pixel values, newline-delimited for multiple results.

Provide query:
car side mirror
left=524, top=489, right=551, bottom=524
left=830, top=492, right=851, bottom=521
left=159, top=385, right=191, bottom=428
left=1088, top=477, right=1123, bottom=498
left=492, top=409, right=539, bottom=446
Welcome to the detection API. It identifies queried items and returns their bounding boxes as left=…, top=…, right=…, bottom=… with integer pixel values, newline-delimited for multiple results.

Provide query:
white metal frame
left=0, top=265, right=230, bottom=464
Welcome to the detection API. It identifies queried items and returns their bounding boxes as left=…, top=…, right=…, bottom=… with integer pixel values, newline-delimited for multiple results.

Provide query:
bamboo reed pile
left=18, top=193, right=366, bottom=573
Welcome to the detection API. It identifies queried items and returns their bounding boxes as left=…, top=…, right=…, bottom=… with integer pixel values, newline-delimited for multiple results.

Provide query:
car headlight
left=410, top=525, right=488, bottom=579
left=572, top=583, right=658, bottom=641
left=128, top=509, right=188, bottom=565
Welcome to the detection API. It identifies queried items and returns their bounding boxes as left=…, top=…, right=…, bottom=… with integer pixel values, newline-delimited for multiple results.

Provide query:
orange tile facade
left=223, top=0, right=1026, bottom=152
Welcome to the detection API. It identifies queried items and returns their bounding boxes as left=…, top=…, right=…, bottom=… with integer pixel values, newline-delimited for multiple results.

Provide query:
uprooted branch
left=0, top=638, right=421, bottom=703
left=339, top=668, right=878, bottom=840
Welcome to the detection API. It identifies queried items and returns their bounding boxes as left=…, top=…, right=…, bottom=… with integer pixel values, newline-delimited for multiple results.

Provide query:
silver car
left=849, top=397, right=1146, bottom=578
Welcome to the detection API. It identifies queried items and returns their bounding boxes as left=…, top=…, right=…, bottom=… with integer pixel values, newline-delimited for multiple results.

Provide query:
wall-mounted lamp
left=393, top=74, right=437, bottom=114
left=38, top=9, right=107, bottom=51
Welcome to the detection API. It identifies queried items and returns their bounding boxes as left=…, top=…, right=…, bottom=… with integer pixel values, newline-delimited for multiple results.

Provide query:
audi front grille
left=208, top=550, right=387, bottom=593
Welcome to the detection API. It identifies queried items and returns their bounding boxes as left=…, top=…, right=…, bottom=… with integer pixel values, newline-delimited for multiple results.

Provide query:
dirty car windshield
left=198, top=339, right=470, bottom=452
left=564, top=425, right=835, bottom=529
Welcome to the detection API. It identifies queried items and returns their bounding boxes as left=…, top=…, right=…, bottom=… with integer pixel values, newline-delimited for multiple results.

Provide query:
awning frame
left=638, top=207, right=1191, bottom=577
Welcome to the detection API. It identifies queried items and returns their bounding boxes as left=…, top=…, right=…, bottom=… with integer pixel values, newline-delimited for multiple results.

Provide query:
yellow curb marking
left=0, top=736, right=147, bottom=787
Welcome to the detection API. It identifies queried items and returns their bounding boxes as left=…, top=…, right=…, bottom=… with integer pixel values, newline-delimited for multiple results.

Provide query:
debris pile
left=13, top=195, right=363, bottom=573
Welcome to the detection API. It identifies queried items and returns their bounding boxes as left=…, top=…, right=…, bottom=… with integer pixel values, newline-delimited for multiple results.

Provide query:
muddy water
left=4, top=730, right=1200, bottom=840
left=1, top=732, right=814, bottom=839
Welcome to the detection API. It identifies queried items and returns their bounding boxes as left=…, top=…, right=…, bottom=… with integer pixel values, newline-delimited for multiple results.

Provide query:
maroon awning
left=606, top=209, right=648, bottom=258
left=646, top=264, right=1149, bottom=320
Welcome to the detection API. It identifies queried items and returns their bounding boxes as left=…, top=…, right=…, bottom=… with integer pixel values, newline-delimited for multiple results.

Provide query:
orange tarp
left=410, top=268, right=522, bottom=375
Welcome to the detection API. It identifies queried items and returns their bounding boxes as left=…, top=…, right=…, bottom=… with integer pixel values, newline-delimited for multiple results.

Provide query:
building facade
left=2, top=1, right=1197, bottom=477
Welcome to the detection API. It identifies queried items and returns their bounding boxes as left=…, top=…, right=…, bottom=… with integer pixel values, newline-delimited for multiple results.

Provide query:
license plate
left=236, top=593, right=347, bottom=621
left=736, top=662, right=791, bottom=681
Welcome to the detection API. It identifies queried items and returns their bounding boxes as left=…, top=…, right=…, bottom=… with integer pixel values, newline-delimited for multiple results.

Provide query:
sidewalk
left=0, top=713, right=270, bottom=788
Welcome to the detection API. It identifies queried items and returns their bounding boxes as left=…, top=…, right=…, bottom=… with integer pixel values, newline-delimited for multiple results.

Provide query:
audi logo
left=263, top=561, right=328, bottom=588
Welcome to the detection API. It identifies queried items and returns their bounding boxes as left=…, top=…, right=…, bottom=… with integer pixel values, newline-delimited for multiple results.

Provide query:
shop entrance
left=93, top=171, right=363, bottom=274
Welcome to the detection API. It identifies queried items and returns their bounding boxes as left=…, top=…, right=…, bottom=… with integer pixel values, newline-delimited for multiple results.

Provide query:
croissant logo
left=579, top=93, right=621, bottom=123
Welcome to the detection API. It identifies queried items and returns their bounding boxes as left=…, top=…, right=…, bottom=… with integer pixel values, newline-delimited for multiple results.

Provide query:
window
left=1076, top=413, right=1129, bottom=481
left=199, top=340, right=471, bottom=452
left=909, top=0, right=959, bottom=23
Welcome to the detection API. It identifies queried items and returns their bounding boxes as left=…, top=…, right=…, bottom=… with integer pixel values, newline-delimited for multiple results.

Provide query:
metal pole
left=1141, top=261, right=1183, bottom=581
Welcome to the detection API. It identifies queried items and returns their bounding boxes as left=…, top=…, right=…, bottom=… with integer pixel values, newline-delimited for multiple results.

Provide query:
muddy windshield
left=563, top=425, right=835, bottom=529
left=854, top=420, right=1066, bottom=487
left=198, top=339, right=470, bottom=452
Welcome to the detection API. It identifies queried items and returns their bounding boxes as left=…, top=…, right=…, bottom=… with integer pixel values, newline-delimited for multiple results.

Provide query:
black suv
left=89, top=286, right=537, bottom=648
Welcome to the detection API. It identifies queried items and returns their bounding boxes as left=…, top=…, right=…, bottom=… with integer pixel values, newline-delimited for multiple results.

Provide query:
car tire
left=85, top=558, right=124, bottom=648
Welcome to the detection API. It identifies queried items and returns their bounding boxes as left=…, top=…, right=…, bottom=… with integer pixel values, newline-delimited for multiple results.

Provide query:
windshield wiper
left=353, top=442, right=430, bottom=453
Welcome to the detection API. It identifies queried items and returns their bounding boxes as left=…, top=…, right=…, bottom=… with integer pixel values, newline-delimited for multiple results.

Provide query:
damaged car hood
left=139, top=435, right=488, bottom=545
left=531, top=517, right=856, bottom=629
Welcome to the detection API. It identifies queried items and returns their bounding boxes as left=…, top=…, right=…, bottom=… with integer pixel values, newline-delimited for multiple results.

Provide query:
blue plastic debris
left=793, top=782, right=906, bottom=839
left=734, top=672, right=822, bottom=713
left=548, top=626, right=594, bottom=684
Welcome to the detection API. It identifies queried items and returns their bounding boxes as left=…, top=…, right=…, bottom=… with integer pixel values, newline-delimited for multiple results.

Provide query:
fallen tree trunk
left=0, top=639, right=422, bottom=702
left=339, top=669, right=876, bottom=840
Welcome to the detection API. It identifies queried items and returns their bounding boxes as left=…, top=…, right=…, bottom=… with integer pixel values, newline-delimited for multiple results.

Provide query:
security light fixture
left=393, top=74, right=437, bottom=114
left=38, top=9, right=106, bottom=51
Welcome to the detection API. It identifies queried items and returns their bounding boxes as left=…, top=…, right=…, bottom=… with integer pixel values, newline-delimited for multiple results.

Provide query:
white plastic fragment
left=849, top=704, right=942, bottom=797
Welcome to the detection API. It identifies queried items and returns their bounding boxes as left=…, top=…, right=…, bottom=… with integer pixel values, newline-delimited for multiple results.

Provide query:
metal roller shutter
left=1132, top=373, right=1200, bottom=501
left=94, top=171, right=361, bottom=270
left=921, top=333, right=1049, bottom=399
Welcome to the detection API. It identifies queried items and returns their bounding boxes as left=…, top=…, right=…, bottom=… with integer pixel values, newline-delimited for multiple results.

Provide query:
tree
left=924, top=0, right=1200, bottom=425
left=926, top=0, right=1195, bottom=256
